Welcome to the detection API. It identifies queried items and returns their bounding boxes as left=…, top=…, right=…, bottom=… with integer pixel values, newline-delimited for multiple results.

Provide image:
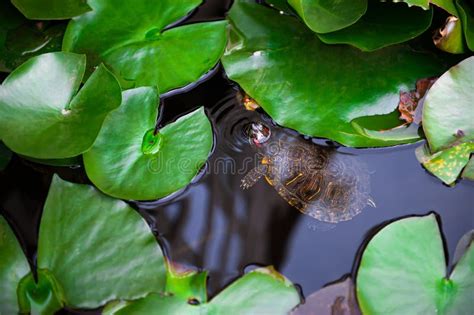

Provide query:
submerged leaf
left=357, top=214, right=474, bottom=314
left=317, top=0, right=433, bottom=51
left=0, top=1, right=64, bottom=72
left=0, top=52, right=122, bottom=159
left=0, top=216, right=30, bottom=315
left=222, top=0, right=443, bottom=147
left=292, top=277, right=360, bottom=315
left=107, top=267, right=301, bottom=315
left=83, top=87, right=214, bottom=200
left=422, top=56, right=474, bottom=152
left=11, top=0, right=92, bottom=20
left=63, top=0, right=227, bottom=93
left=37, top=175, right=167, bottom=308
left=416, top=142, right=474, bottom=185
left=288, top=0, right=367, bottom=34
left=0, top=142, right=12, bottom=170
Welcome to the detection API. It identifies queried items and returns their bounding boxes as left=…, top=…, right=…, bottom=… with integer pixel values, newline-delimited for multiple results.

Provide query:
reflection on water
left=242, top=121, right=374, bottom=223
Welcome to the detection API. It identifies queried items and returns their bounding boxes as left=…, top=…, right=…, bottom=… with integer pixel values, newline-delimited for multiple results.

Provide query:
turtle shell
left=259, top=131, right=371, bottom=223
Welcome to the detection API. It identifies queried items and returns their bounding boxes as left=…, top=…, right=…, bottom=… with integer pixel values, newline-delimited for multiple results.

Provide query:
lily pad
left=291, top=277, right=360, bottom=315
left=11, top=0, right=92, bottom=20
left=456, top=0, right=474, bottom=51
left=288, top=0, right=367, bottom=34
left=0, top=216, right=30, bottom=315
left=83, top=87, right=213, bottom=200
left=165, top=263, right=208, bottom=304
left=317, top=0, right=433, bottom=51
left=63, top=0, right=227, bottom=93
left=356, top=214, right=474, bottom=314
left=222, top=0, right=443, bottom=147
left=106, top=267, right=301, bottom=315
left=422, top=56, right=474, bottom=152
left=36, top=175, right=167, bottom=308
left=416, top=142, right=474, bottom=185
left=0, top=52, right=122, bottom=159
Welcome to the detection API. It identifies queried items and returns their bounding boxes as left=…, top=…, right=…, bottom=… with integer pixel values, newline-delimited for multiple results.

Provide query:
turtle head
left=245, top=122, right=271, bottom=147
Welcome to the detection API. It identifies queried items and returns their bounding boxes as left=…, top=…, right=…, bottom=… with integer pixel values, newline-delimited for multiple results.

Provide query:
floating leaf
left=83, top=87, right=213, bottom=200
left=291, top=277, right=361, bottom=315
left=433, top=16, right=466, bottom=54
left=456, top=0, right=474, bottom=51
left=11, top=0, right=92, bottom=20
left=416, top=142, right=474, bottom=185
left=422, top=56, right=474, bottom=152
left=0, top=52, right=122, bottom=159
left=222, top=0, right=443, bottom=147
left=461, top=157, right=474, bottom=180
left=317, top=1, right=433, bottom=51
left=107, top=267, right=301, bottom=315
left=288, top=0, right=367, bottom=34
left=63, top=0, right=227, bottom=93
left=0, top=216, right=30, bottom=315
left=36, top=175, right=167, bottom=308
left=394, top=0, right=458, bottom=15
left=0, top=142, right=12, bottom=170
left=357, top=214, right=474, bottom=314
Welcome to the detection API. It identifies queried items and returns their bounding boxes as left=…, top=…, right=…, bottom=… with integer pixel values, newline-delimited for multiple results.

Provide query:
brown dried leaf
left=398, top=77, right=437, bottom=124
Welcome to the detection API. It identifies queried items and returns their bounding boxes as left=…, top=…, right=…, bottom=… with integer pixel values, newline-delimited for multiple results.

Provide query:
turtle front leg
left=240, top=164, right=268, bottom=189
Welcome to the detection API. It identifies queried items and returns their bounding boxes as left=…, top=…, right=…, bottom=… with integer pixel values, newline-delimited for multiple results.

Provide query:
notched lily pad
left=106, top=267, right=301, bottom=315
left=416, top=142, right=474, bottom=185
left=222, top=0, right=443, bottom=147
left=83, top=87, right=214, bottom=201
left=0, top=52, right=122, bottom=159
left=422, top=56, right=474, bottom=152
left=317, top=0, right=433, bottom=51
left=63, top=0, right=228, bottom=93
left=356, top=214, right=474, bottom=314
left=11, top=0, right=92, bottom=20
left=37, top=175, right=167, bottom=308
left=0, top=215, right=30, bottom=315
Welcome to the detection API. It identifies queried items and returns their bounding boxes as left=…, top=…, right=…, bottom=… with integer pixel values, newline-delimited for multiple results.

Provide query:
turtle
left=241, top=122, right=375, bottom=223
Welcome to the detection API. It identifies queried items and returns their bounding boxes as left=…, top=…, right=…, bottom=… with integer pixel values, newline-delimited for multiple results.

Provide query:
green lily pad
left=456, top=0, right=474, bottom=51
left=0, top=142, right=12, bottom=170
left=83, top=87, right=213, bottom=200
left=11, top=0, right=91, bottom=20
left=317, top=0, right=433, bottom=51
left=396, top=0, right=458, bottom=15
left=416, top=142, right=474, bottom=185
left=106, top=267, right=301, bottom=315
left=17, top=269, right=65, bottom=315
left=0, top=216, right=30, bottom=315
left=36, top=175, right=167, bottom=308
left=0, top=1, right=65, bottom=73
left=356, top=214, right=474, bottom=314
left=222, top=0, right=443, bottom=147
left=288, top=0, right=367, bottom=34
left=63, top=0, right=227, bottom=93
left=422, top=56, right=474, bottom=152
left=0, top=52, right=122, bottom=159
left=461, top=157, right=474, bottom=180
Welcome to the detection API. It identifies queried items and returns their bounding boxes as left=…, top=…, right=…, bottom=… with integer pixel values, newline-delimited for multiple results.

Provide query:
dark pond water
left=0, top=0, right=473, bottom=313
